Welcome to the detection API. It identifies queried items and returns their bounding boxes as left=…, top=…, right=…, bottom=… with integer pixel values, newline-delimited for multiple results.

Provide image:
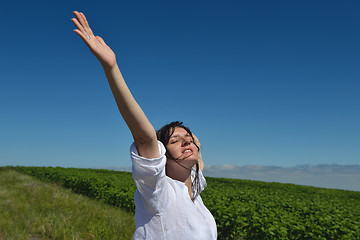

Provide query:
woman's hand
left=192, top=134, right=201, bottom=149
left=193, top=134, right=204, bottom=171
left=72, top=11, right=116, bottom=70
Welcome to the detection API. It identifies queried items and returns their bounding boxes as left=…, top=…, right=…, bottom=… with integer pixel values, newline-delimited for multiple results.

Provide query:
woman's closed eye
left=186, top=137, right=194, bottom=143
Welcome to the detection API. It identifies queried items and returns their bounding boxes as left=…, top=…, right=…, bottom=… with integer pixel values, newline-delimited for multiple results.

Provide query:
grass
left=0, top=168, right=135, bottom=240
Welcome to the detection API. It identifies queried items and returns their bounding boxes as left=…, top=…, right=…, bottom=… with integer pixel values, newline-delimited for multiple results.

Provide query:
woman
left=72, top=11, right=217, bottom=239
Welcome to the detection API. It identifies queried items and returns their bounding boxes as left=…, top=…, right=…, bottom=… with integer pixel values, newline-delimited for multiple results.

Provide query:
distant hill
left=203, top=164, right=360, bottom=191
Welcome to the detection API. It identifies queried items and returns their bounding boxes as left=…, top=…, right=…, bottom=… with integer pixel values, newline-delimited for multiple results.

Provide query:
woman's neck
left=166, top=161, right=196, bottom=199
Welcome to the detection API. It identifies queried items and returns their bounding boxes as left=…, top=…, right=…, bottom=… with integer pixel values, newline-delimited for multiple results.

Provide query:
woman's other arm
left=72, top=11, right=159, bottom=159
left=193, top=134, right=204, bottom=171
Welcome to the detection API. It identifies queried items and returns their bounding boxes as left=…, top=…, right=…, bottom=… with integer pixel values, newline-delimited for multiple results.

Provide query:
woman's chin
left=184, top=158, right=198, bottom=167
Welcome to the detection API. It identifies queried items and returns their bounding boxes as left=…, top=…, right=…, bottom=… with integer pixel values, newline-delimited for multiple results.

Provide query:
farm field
left=0, top=168, right=135, bottom=240
left=3, top=166, right=360, bottom=239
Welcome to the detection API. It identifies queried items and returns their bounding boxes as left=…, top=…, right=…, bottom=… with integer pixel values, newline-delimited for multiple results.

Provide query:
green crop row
left=201, top=178, right=360, bottom=239
left=10, top=166, right=137, bottom=213
left=8, top=166, right=360, bottom=239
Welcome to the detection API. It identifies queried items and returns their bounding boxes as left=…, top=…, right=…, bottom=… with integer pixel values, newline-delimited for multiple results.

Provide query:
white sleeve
left=191, top=167, right=207, bottom=195
left=131, top=141, right=170, bottom=214
left=198, top=169, right=207, bottom=192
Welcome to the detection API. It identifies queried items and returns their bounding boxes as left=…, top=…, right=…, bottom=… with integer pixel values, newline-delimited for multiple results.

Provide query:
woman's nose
left=182, top=138, right=191, bottom=146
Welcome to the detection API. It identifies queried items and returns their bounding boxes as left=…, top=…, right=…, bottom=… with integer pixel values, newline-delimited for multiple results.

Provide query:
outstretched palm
left=72, top=11, right=116, bottom=69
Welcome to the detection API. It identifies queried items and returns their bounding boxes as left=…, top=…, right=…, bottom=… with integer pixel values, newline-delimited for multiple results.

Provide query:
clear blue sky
left=1, top=0, right=359, bottom=169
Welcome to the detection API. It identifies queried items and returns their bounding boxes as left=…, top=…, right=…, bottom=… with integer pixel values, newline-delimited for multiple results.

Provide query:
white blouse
left=131, top=141, right=217, bottom=240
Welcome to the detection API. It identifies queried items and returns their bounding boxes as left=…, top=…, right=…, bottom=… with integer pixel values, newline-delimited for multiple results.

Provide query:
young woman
left=72, top=11, right=217, bottom=239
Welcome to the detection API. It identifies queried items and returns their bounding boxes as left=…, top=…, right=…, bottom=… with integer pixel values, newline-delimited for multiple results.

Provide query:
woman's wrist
left=102, top=62, right=119, bottom=74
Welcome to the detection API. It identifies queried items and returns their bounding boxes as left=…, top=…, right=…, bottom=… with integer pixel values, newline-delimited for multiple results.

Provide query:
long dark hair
left=156, top=121, right=201, bottom=200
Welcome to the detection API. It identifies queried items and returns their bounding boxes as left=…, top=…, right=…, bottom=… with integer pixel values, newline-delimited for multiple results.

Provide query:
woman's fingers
left=80, top=12, right=91, bottom=29
left=72, top=18, right=86, bottom=35
left=74, top=11, right=86, bottom=29
left=72, top=22, right=90, bottom=46
left=72, top=11, right=93, bottom=37
left=72, top=11, right=96, bottom=46
left=192, top=134, right=201, bottom=148
left=73, top=29, right=87, bottom=43
left=79, top=12, right=94, bottom=36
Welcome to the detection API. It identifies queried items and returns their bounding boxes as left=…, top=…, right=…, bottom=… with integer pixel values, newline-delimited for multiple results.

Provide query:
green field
left=2, top=166, right=359, bottom=239
left=0, top=168, right=135, bottom=240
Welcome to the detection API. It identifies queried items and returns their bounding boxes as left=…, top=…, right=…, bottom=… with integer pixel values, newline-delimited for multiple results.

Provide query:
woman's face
left=166, top=127, right=199, bottom=165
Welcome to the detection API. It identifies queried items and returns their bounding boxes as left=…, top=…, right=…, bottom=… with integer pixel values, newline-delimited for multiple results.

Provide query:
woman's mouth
left=182, top=149, right=194, bottom=159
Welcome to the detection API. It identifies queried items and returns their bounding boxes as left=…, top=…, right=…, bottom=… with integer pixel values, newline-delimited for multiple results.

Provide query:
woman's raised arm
left=72, top=11, right=159, bottom=159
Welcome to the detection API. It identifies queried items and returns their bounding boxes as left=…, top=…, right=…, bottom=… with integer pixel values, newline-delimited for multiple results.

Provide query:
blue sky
left=1, top=0, right=359, bottom=171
